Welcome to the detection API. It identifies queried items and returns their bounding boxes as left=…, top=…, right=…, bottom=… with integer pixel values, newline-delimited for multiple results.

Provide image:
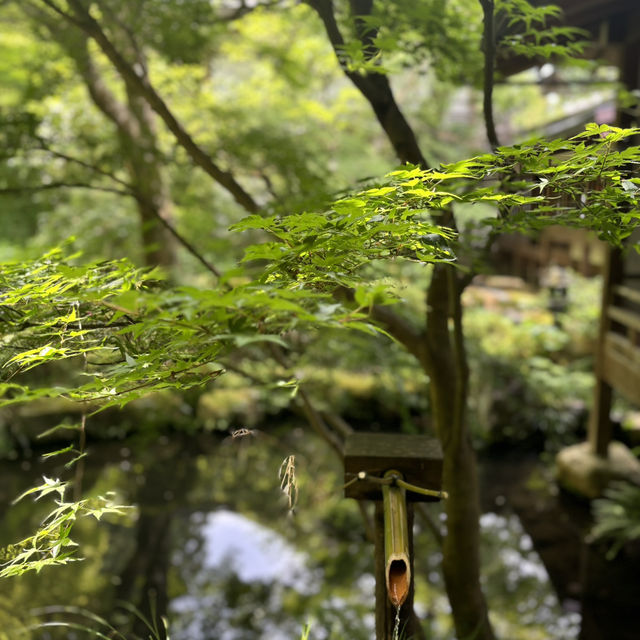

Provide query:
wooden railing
left=602, top=284, right=640, bottom=403
left=494, top=226, right=606, bottom=282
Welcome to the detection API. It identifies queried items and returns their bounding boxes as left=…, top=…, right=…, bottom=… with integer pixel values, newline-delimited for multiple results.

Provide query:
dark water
left=482, top=452, right=640, bottom=640
left=0, top=427, right=632, bottom=639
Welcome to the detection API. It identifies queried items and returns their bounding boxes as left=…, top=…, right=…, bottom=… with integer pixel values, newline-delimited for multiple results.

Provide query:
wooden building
left=495, top=0, right=640, bottom=492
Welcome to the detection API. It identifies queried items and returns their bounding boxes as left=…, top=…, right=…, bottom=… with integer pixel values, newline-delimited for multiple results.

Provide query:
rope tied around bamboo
left=343, top=470, right=449, bottom=500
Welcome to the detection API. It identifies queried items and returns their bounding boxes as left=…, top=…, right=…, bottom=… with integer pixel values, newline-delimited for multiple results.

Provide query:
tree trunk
left=423, top=264, right=495, bottom=640
left=122, top=81, right=176, bottom=268
left=307, top=3, right=496, bottom=636
left=441, top=436, right=493, bottom=640
left=51, top=27, right=177, bottom=268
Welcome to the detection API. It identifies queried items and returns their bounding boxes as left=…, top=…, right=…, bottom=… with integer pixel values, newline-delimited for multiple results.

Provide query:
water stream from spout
left=393, top=602, right=401, bottom=640
left=392, top=583, right=401, bottom=640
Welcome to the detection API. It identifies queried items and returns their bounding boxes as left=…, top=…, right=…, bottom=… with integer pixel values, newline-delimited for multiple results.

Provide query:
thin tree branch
left=96, top=0, right=147, bottom=74
left=73, top=303, right=88, bottom=501
left=369, top=303, right=427, bottom=366
left=415, top=503, right=443, bottom=546
left=334, top=285, right=427, bottom=366
left=39, top=0, right=75, bottom=22
left=480, top=0, right=500, bottom=150
left=266, top=343, right=345, bottom=456
left=224, top=349, right=345, bottom=457
left=447, top=268, right=468, bottom=450
left=3, top=161, right=223, bottom=280
left=55, top=20, right=177, bottom=268
left=357, top=501, right=376, bottom=544
left=349, top=0, right=378, bottom=61
left=297, top=388, right=344, bottom=457
left=0, top=182, right=132, bottom=196
left=133, top=196, right=222, bottom=279
left=20, top=11, right=223, bottom=280
left=70, top=33, right=144, bottom=141
left=223, top=356, right=374, bottom=543
left=306, top=0, right=429, bottom=168
left=33, top=143, right=135, bottom=190
left=322, top=410, right=354, bottom=439
left=259, top=171, right=279, bottom=200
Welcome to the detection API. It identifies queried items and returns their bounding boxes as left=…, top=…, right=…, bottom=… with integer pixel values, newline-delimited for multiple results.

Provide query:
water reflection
left=190, top=510, right=312, bottom=588
left=479, top=512, right=581, bottom=639
left=170, top=510, right=318, bottom=640
left=0, top=431, right=592, bottom=639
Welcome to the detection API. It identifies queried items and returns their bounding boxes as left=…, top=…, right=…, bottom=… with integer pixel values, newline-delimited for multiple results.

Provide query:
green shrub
left=592, top=482, right=640, bottom=558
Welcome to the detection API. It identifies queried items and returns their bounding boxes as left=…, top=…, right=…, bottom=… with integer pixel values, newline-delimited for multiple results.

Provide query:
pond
left=0, top=425, right=621, bottom=640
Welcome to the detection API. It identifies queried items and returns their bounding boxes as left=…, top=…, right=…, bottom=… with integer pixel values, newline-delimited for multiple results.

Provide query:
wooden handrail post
left=588, top=246, right=623, bottom=456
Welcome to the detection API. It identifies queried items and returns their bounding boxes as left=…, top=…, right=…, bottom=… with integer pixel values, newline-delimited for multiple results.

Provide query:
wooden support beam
left=607, top=305, right=640, bottom=333
left=613, top=285, right=640, bottom=306
left=589, top=246, right=624, bottom=456
left=602, top=334, right=640, bottom=404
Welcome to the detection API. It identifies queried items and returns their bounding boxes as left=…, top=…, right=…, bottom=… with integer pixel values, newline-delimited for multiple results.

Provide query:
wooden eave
left=496, top=0, right=640, bottom=77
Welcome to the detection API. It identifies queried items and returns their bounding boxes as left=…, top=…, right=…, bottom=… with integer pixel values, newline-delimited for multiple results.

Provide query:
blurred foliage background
left=1, top=0, right=640, bottom=639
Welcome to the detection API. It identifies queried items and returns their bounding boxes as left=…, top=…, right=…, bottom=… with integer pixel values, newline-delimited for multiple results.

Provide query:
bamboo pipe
left=382, top=470, right=410, bottom=608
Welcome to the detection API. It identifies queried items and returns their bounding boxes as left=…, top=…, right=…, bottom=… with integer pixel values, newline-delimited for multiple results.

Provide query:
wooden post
left=588, top=220, right=624, bottom=457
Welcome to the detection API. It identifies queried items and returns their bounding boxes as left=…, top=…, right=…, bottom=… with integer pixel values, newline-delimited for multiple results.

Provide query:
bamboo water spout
left=382, top=470, right=410, bottom=608
left=343, top=433, right=444, bottom=640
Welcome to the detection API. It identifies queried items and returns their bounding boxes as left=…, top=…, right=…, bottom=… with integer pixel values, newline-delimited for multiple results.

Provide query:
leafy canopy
left=2, top=120, right=640, bottom=574
left=0, top=477, right=130, bottom=578
left=3, top=123, right=639, bottom=413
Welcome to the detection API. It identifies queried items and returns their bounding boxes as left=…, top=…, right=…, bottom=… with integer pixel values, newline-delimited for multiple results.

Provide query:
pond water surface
left=0, top=426, right=620, bottom=640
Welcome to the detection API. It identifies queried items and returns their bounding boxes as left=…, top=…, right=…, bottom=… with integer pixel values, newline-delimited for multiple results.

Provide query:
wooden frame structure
left=344, top=433, right=444, bottom=640
left=494, top=0, right=640, bottom=463
left=590, top=236, right=640, bottom=456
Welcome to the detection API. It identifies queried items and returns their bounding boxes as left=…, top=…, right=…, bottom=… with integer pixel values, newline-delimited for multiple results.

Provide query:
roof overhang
left=496, top=0, right=640, bottom=77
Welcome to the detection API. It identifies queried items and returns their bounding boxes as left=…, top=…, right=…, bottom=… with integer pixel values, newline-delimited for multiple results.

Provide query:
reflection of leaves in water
left=168, top=434, right=374, bottom=640
left=2, top=432, right=577, bottom=640
left=479, top=512, right=580, bottom=639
